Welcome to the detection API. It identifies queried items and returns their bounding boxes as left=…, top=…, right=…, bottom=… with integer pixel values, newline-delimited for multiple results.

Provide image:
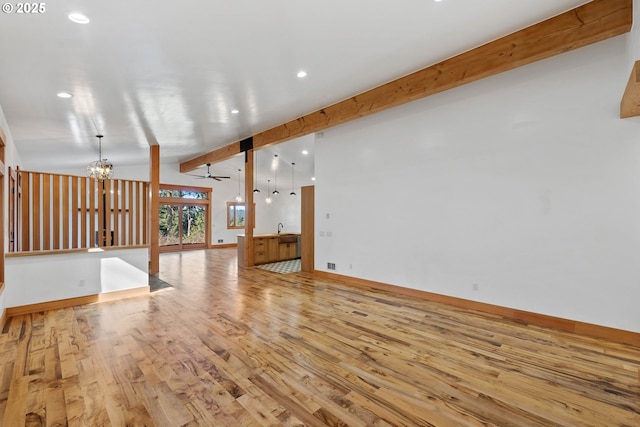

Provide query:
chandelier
left=86, top=134, right=114, bottom=180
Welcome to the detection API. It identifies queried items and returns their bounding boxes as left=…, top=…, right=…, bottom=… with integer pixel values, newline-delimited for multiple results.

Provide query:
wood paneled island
left=237, top=233, right=300, bottom=266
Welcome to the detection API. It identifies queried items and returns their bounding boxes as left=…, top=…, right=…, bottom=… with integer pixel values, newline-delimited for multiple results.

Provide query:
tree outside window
left=227, top=202, right=246, bottom=229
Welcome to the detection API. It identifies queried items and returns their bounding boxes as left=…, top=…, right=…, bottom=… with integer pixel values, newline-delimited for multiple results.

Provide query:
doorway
left=159, top=184, right=211, bottom=252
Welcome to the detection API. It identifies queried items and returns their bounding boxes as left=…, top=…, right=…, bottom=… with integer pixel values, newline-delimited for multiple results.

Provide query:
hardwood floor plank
left=0, top=248, right=638, bottom=426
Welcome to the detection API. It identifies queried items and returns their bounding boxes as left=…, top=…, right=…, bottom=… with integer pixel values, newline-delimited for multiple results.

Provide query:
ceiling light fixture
left=297, top=70, right=307, bottom=78
left=272, top=155, right=279, bottom=195
left=235, top=169, right=243, bottom=202
left=57, top=92, right=72, bottom=98
left=289, top=162, right=296, bottom=196
left=231, top=109, right=239, bottom=114
left=86, top=134, right=114, bottom=181
left=265, top=180, right=273, bottom=205
left=253, top=151, right=260, bottom=193
left=301, top=150, right=309, bottom=155
left=68, top=12, right=90, bottom=24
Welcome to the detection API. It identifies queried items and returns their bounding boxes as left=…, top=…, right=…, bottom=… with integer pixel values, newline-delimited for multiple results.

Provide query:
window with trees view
left=227, top=202, right=246, bottom=229
left=159, top=185, right=211, bottom=251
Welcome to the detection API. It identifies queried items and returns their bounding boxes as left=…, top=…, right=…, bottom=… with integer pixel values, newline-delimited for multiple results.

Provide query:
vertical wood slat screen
left=11, top=171, right=150, bottom=252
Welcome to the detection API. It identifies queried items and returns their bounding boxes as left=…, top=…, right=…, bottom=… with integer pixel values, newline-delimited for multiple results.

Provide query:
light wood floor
left=0, top=249, right=638, bottom=426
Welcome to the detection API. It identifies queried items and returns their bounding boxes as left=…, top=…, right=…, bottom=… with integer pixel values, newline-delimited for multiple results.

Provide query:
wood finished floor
left=0, top=249, right=638, bottom=427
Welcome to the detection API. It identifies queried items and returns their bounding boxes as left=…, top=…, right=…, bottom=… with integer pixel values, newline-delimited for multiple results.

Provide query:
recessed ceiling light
left=231, top=109, right=239, bottom=114
left=57, top=92, right=72, bottom=98
left=311, top=177, right=316, bottom=181
left=297, top=70, right=307, bottom=78
left=302, top=150, right=309, bottom=155
left=68, top=12, right=90, bottom=24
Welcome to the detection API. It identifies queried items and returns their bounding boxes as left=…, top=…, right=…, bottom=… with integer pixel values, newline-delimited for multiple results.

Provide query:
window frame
left=227, top=201, right=246, bottom=229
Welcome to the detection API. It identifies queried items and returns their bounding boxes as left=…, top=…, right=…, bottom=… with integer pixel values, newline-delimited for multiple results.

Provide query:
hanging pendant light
left=235, top=168, right=243, bottom=202
left=253, top=151, right=260, bottom=193
left=289, top=162, right=296, bottom=196
left=86, top=134, right=114, bottom=180
left=272, top=154, right=280, bottom=195
left=265, top=179, right=273, bottom=205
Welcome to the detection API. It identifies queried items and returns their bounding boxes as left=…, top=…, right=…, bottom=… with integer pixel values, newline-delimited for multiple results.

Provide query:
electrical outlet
left=327, top=262, right=336, bottom=270
left=217, top=239, right=223, bottom=243
left=473, top=283, right=479, bottom=291
left=79, top=279, right=86, bottom=287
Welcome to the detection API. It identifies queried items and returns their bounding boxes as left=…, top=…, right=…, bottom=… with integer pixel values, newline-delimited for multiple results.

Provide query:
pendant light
left=265, top=179, right=273, bottom=205
left=289, top=162, right=296, bottom=196
left=86, top=134, right=114, bottom=180
left=235, top=168, right=242, bottom=202
left=272, top=154, right=279, bottom=195
left=253, top=151, right=260, bottom=193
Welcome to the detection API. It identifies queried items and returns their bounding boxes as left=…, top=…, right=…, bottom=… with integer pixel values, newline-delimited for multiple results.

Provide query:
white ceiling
left=0, top=0, right=590, bottom=176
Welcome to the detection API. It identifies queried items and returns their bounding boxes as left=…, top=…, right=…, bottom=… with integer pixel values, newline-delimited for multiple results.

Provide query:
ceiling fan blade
left=186, top=173, right=205, bottom=178
left=209, top=176, right=230, bottom=181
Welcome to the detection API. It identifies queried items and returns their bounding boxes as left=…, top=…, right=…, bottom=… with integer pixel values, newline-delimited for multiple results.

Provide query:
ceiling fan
left=187, top=163, right=230, bottom=181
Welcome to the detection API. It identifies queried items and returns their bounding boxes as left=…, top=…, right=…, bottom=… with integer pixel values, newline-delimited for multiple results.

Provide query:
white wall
left=0, top=104, right=23, bottom=319
left=254, top=192, right=301, bottom=235
left=5, top=248, right=148, bottom=307
left=315, top=34, right=640, bottom=333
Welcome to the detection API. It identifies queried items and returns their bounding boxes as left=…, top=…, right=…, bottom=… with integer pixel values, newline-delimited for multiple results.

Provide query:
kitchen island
left=237, top=233, right=300, bottom=266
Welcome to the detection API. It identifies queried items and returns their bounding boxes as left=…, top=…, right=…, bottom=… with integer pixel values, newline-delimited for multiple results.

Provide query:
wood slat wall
left=11, top=171, right=150, bottom=253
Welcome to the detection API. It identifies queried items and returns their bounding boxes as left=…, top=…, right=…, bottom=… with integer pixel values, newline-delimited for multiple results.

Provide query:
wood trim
left=0, top=125, right=6, bottom=146
left=301, top=185, right=314, bottom=273
left=314, top=270, right=640, bottom=347
left=5, top=245, right=151, bottom=258
left=17, top=169, right=148, bottom=184
left=160, top=183, right=212, bottom=193
left=160, top=197, right=209, bottom=206
left=180, top=0, right=633, bottom=172
left=243, top=150, right=255, bottom=267
left=150, top=146, right=160, bottom=274
left=620, top=60, right=640, bottom=118
left=5, top=286, right=150, bottom=318
left=0, top=304, right=6, bottom=331
left=212, top=243, right=237, bottom=249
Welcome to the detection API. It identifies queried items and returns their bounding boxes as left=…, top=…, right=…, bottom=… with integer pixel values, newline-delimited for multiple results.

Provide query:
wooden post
left=149, top=145, right=160, bottom=275
left=243, top=149, right=254, bottom=267
left=301, top=185, right=314, bottom=273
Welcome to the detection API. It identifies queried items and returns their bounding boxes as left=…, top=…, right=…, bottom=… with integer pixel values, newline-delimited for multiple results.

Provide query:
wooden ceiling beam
left=180, top=0, right=632, bottom=172
left=621, top=60, right=640, bottom=118
left=180, top=141, right=241, bottom=173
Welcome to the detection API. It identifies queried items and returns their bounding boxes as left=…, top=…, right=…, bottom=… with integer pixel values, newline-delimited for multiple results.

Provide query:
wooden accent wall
left=180, top=0, right=633, bottom=172
left=12, top=170, right=149, bottom=252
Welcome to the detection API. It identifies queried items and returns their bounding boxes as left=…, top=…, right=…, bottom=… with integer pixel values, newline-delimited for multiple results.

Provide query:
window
left=227, top=202, right=246, bottom=229
left=159, top=184, right=211, bottom=251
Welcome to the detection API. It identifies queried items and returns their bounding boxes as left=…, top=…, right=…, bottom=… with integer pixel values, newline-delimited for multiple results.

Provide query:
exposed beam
left=180, top=141, right=241, bottom=174
left=621, top=60, right=640, bottom=118
left=180, top=0, right=632, bottom=172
